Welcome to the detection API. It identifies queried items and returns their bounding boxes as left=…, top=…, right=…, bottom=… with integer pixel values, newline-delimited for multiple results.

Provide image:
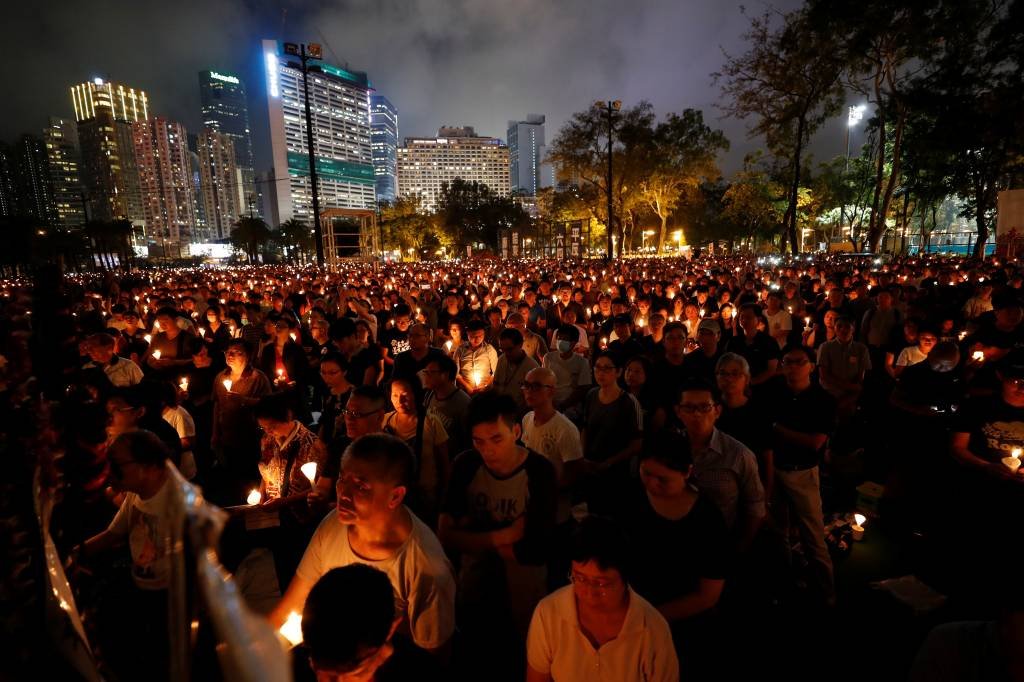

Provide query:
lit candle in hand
left=223, top=379, right=233, bottom=392
left=279, top=611, right=303, bottom=646
left=471, top=370, right=483, bottom=388
left=972, top=350, right=985, bottom=363
left=246, top=489, right=262, bottom=506
left=179, top=377, right=189, bottom=392
left=152, top=350, right=162, bottom=360
left=300, top=462, right=317, bottom=485
left=199, top=327, right=206, bottom=338
left=445, top=340, right=453, bottom=352
left=1002, top=448, right=1022, bottom=473
left=851, top=513, right=867, bottom=541
left=144, top=334, right=152, bottom=344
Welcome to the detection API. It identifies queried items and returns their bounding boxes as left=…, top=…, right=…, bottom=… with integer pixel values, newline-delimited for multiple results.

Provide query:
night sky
left=4, top=0, right=858, bottom=177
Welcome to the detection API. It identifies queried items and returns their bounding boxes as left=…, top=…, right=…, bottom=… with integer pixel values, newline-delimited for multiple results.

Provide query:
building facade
left=397, top=126, right=510, bottom=212
left=262, top=39, right=376, bottom=226
left=199, top=70, right=257, bottom=216
left=44, top=117, right=85, bottom=227
left=71, top=79, right=148, bottom=225
left=132, top=117, right=197, bottom=255
left=196, top=129, right=244, bottom=240
left=370, top=95, right=398, bottom=203
left=507, top=114, right=552, bottom=196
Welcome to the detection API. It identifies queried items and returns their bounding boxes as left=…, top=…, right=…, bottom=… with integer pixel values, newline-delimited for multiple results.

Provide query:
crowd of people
left=4, top=251, right=1024, bottom=681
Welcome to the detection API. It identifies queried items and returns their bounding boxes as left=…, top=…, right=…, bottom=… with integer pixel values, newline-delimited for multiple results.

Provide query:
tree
left=721, top=156, right=788, bottom=249
left=231, top=216, right=272, bottom=263
left=547, top=102, right=657, bottom=258
left=640, top=109, right=729, bottom=252
left=276, top=219, right=314, bottom=264
left=715, top=7, right=845, bottom=255
left=435, top=179, right=529, bottom=252
left=379, top=197, right=432, bottom=258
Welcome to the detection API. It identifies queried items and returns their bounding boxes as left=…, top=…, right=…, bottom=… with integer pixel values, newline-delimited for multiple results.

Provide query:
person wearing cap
left=682, top=318, right=725, bottom=386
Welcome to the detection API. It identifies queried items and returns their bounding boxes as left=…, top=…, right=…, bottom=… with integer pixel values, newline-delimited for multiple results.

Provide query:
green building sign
left=287, top=151, right=375, bottom=185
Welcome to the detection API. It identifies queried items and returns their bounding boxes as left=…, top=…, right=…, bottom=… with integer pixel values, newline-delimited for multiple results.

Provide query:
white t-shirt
left=896, top=345, right=928, bottom=367
left=766, top=310, right=793, bottom=348
left=295, top=507, right=456, bottom=650
left=108, top=478, right=173, bottom=590
left=522, top=411, right=583, bottom=523
left=527, top=585, right=679, bottom=682
left=542, top=352, right=593, bottom=406
left=163, top=405, right=197, bottom=478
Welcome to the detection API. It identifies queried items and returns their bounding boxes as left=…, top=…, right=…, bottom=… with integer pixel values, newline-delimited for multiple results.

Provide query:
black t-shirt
left=894, top=362, right=963, bottom=413
left=681, top=349, right=723, bottom=386
left=724, top=332, right=780, bottom=378
left=955, top=396, right=1024, bottom=464
left=650, top=357, right=692, bottom=412
left=616, top=483, right=730, bottom=606
left=347, top=345, right=381, bottom=386
left=392, top=347, right=447, bottom=386
left=380, top=328, right=411, bottom=360
left=763, top=378, right=837, bottom=468
left=717, top=397, right=771, bottom=456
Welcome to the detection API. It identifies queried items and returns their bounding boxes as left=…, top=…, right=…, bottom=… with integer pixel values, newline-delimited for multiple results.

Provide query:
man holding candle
left=270, top=433, right=456, bottom=659
left=454, top=320, right=498, bottom=394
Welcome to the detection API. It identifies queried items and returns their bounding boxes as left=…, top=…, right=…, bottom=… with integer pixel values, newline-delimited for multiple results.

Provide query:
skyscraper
left=71, top=78, right=148, bottom=225
left=198, top=70, right=256, bottom=216
left=132, top=117, right=197, bottom=256
left=196, top=128, right=244, bottom=240
left=43, top=117, right=85, bottom=228
left=263, top=39, right=376, bottom=226
left=370, top=95, right=398, bottom=203
left=0, top=135, right=55, bottom=223
left=397, top=126, right=510, bottom=212
left=508, top=114, right=551, bottom=196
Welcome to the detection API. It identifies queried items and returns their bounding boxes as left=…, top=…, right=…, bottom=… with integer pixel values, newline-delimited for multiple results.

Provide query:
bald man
left=520, top=367, right=584, bottom=525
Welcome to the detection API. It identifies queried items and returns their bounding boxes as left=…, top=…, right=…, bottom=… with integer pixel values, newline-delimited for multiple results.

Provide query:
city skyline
left=2, top=0, right=852, bottom=182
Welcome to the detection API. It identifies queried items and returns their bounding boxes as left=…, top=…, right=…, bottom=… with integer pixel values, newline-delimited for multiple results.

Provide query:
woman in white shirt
left=526, top=516, right=678, bottom=682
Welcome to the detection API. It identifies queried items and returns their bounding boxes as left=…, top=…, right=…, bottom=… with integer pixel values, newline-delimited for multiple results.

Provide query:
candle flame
left=246, top=489, right=261, bottom=506
left=300, top=462, right=317, bottom=484
left=279, top=611, right=303, bottom=646
left=223, top=379, right=233, bottom=392
left=144, top=334, right=152, bottom=344
left=471, top=370, right=483, bottom=387
left=972, top=351, right=985, bottom=362
left=854, top=513, right=866, bottom=527
left=1013, top=448, right=1022, bottom=461
left=152, top=350, right=162, bottom=360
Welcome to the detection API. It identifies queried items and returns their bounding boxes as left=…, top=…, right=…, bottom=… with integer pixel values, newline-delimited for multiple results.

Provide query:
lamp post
left=284, top=42, right=326, bottom=268
left=840, top=104, right=867, bottom=246
left=642, top=229, right=655, bottom=253
left=594, top=100, right=621, bottom=260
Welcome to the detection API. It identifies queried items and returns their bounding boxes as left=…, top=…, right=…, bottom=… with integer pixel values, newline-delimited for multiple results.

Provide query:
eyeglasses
left=677, top=403, right=716, bottom=414
left=341, top=408, right=381, bottom=419
left=520, top=382, right=554, bottom=392
left=568, top=571, right=618, bottom=593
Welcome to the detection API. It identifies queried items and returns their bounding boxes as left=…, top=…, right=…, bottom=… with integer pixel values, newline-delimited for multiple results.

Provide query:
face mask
left=557, top=340, right=572, bottom=353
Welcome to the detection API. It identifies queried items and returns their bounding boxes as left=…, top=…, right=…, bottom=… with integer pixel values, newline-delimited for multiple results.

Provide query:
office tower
left=199, top=70, right=257, bottom=215
left=196, top=128, right=244, bottom=240
left=263, top=39, right=376, bottom=224
left=0, top=146, right=16, bottom=218
left=0, top=135, right=56, bottom=223
left=132, top=117, right=197, bottom=255
left=71, top=78, right=148, bottom=225
left=43, top=117, right=85, bottom=227
left=370, top=95, right=398, bottom=203
left=508, top=114, right=553, bottom=196
left=185, top=140, right=208, bottom=241
left=397, top=126, right=510, bottom=212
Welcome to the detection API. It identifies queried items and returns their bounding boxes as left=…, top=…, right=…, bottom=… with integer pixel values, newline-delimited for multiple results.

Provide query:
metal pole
left=301, top=45, right=325, bottom=268
left=840, top=122, right=851, bottom=245
left=606, top=102, right=614, bottom=261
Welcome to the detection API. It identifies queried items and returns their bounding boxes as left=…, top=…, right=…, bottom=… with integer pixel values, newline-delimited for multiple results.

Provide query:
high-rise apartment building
left=262, top=40, right=376, bottom=226
left=196, top=129, right=244, bottom=240
left=370, top=95, right=398, bottom=204
left=71, top=78, right=148, bottom=225
left=199, top=70, right=257, bottom=215
left=132, top=117, right=197, bottom=255
left=43, top=117, right=85, bottom=227
left=508, top=114, right=552, bottom=196
left=397, top=126, right=510, bottom=212
left=0, top=136, right=55, bottom=223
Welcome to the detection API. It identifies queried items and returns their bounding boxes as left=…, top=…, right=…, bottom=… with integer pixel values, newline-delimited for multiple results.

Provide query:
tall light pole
left=840, top=104, right=867, bottom=246
left=284, top=42, right=326, bottom=268
left=595, top=100, right=621, bottom=260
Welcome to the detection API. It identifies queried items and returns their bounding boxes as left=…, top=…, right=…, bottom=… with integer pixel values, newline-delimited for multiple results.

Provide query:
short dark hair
left=466, top=319, right=487, bottom=333
left=569, top=515, right=631, bottom=583
left=782, top=344, right=816, bottom=363
left=556, top=324, right=580, bottom=343
left=677, top=378, right=720, bottom=405
left=350, top=385, right=387, bottom=412
left=108, top=430, right=171, bottom=468
left=319, top=351, right=349, bottom=372
left=499, top=327, right=523, bottom=346
left=640, top=429, right=694, bottom=472
left=426, top=354, right=458, bottom=381
left=329, top=317, right=357, bottom=342
left=302, top=564, right=395, bottom=672
left=466, top=392, right=520, bottom=431
left=224, top=338, right=251, bottom=358
left=342, top=433, right=414, bottom=487
left=254, top=392, right=293, bottom=423
left=392, top=303, right=411, bottom=317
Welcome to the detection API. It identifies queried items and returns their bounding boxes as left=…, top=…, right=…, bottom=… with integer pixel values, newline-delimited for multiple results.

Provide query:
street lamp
left=672, top=230, right=683, bottom=251
left=594, top=100, right=622, bottom=260
left=840, top=104, right=868, bottom=245
left=284, top=42, right=326, bottom=268
left=642, top=229, right=655, bottom=252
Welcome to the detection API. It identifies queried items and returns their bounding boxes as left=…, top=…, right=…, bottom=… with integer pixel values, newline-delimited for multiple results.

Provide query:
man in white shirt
left=84, top=333, right=144, bottom=387
left=765, top=291, right=793, bottom=349
left=455, top=320, right=499, bottom=394
left=542, top=325, right=592, bottom=414
left=270, top=434, right=456, bottom=656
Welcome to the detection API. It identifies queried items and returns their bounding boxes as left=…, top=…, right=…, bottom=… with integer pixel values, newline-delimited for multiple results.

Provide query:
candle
left=144, top=334, right=152, bottom=344
left=600, top=337, right=608, bottom=349
left=445, top=340, right=453, bottom=352
left=804, top=317, right=812, bottom=327
left=300, top=462, right=317, bottom=485
left=277, top=368, right=286, bottom=383
left=958, top=331, right=967, bottom=341
left=699, top=308, right=705, bottom=319
left=972, top=350, right=985, bottom=363
left=289, top=332, right=297, bottom=342
left=471, top=370, right=483, bottom=387
left=152, top=350, right=162, bottom=360
left=279, top=611, right=303, bottom=647
left=851, top=513, right=867, bottom=541
left=637, top=318, right=646, bottom=329
left=179, top=377, right=189, bottom=392
left=247, top=489, right=262, bottom=506
left=1002, top=447, right=1022, bottom=473
left=223, top=379, right=233, bottom=392
left=199, top=327, right=206, bottom=338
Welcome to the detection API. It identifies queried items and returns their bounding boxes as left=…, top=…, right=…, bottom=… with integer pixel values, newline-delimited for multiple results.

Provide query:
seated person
left=526, top=515, right=679, bottom=682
